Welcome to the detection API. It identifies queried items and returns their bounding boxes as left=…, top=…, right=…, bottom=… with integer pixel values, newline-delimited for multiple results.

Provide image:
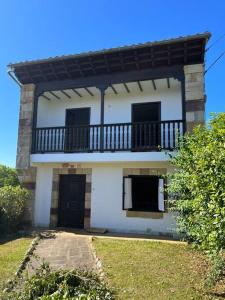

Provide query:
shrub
left=0, top=165, right=20, bottom=188
left=167, top=112, right=225, bottom=284
left=4, top=262, right=114, bottom=300
left=0, top=185, right=30, bottom=232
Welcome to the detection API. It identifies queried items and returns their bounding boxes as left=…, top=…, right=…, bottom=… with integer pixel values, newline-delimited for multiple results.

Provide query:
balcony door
left=65, top=108, right=90, bottom=152
left=132, top=102, right=161, bottom=150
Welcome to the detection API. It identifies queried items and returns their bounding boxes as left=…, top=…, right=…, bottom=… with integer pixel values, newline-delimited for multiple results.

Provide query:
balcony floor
left=31, top=151, right=175, bottom=164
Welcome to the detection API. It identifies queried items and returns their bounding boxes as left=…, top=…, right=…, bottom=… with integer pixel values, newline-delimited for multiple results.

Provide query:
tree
left=0, top=164, right=20, bottom=188
left=0, top=185, right=29, bottom=232
left=167, top=113, right=225, bottom=285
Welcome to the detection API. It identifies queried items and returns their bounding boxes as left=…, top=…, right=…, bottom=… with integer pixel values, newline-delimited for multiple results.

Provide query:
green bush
left=4, top=262, right=114, bottom=300
left=0, top=185, right=29, bottom=232
left=0, top=165, right=20, bottom=188
left=167, top=112, right=225, bottom=284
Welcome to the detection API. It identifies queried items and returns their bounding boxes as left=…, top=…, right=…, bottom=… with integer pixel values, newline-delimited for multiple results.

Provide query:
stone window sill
left=126, top=210, right=164, bottom=219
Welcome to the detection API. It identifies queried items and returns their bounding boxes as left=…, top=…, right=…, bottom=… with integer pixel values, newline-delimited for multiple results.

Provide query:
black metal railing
left=32, top=120, right=184, bottom=153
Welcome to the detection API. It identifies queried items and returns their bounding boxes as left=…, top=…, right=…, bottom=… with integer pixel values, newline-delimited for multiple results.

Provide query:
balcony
left=32, top=120, right=184, bottom=154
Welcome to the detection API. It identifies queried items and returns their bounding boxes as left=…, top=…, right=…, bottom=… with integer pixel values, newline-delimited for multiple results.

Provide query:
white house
left=8, top=32, right=210, bottom=236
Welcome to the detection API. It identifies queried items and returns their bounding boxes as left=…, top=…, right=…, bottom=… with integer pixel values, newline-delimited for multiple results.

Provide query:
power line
left=205, top=50, right=225, bottom=74
left=206, top=33, right=225, bottom=52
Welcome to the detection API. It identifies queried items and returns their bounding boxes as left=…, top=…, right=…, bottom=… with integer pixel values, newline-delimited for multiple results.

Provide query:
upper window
left=123, top=175, right=164, bottom=212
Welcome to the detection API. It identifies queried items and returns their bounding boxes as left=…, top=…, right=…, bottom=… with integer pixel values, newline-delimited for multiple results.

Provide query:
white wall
left=37, top=79, right=182, bottom=127
left=34, top=166, right=53, bottom=227
left=33, top=163, right=176, bottom=234
left=91, top=166, right=177, bottom=235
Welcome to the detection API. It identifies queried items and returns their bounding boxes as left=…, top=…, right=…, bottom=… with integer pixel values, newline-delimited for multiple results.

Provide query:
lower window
left=123, top=175, right=165, bottom=212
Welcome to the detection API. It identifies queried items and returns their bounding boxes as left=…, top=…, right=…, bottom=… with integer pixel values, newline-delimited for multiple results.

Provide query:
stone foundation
left=50, top=166, right=92, bottom=229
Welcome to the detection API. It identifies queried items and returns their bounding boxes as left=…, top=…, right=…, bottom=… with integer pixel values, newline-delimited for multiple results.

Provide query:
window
left=123, top=175, right=164, bottom=212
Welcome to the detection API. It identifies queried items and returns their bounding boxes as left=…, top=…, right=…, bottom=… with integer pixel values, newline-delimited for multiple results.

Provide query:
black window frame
left=122, top=175, right=166, bottom=213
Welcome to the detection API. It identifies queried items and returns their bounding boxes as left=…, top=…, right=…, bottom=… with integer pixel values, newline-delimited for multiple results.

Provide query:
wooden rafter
left=85, top=87, right=94, bottom=96
left=152, top=79, right=156, bottom=90
left=123, top=83, right=130, bottom=93
left=41, top=94, right=51, bottom=101
left=134, top=51, right=140, bottom=70
left=75, top=59, right=85, bottom=77
left=72, top=88, right=82, bottom=97
left=137, top=81, right=143, bottom=92
left=111, top=84, right=118, bottom=94
left=34, top=65, right=183, bottom=95
left=104, top=54, right=111, bottom=73
left=60, top=90, right=71, bottom=99
left=167, top=78, right=170, bottom=88
left=49, top=91, right=60, bottom=99
left=88, top=57, right=97, bottom=75
left=12, top=35, right=208, bottom=85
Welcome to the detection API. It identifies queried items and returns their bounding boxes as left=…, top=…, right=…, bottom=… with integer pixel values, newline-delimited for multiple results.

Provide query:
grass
left=94, top=238, right=225, bottom=300
left=0, top=236, right=33, bottom=291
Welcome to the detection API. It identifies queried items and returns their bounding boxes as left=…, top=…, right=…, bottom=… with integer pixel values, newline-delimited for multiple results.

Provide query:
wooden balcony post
left=31, top=89, right=39, bottom=154
left=97, top=85, right=108, bottom=151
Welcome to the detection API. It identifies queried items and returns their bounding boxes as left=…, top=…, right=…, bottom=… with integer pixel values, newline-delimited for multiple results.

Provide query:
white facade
left=33, top=78, right=182, bottom=236
left=33, top=163, right=177, bottom=235
left=91, top=165, right=176, bottom=235
left=37, top=78, right=182, bottom=128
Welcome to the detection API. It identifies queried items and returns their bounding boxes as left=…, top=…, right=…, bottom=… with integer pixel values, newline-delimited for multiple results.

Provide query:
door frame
left=131, top=101, right=161, bottom=123
left=131, top=101, right=161, bottom=151
left=58, top=174, right=86, bottom=228
left=65, top=107, right=91, bottom=152
left=65, top=107, right=91, bottom=127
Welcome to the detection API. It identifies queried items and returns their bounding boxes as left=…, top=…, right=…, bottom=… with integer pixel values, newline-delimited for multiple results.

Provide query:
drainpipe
left=7, top=66, right=22, bottom=87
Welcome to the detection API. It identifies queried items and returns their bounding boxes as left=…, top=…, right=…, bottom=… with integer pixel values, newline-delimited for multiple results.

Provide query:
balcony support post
left=97, top=85, right=108, bottom=152
left=176, top=72, right=186, bottom=134
left=31, top=89, right=40, bottom=154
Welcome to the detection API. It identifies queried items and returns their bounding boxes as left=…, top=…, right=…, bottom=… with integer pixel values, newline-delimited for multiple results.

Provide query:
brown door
left=58, top=175, right=85, bottom=228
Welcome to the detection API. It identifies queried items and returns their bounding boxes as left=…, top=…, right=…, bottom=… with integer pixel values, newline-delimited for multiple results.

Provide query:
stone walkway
left=28, top=231, right=97, bottom=271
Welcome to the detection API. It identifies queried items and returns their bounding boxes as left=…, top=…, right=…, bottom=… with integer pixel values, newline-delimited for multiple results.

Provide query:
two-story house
left=8, top=32, right=210, bottom=236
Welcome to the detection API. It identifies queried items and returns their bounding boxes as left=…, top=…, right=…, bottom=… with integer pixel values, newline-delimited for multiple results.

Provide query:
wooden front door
left=65, top=108, right=90, bottom=151
left=132, top=102, right=161, bottom=150
left=58, top=175, right=85, bottom=228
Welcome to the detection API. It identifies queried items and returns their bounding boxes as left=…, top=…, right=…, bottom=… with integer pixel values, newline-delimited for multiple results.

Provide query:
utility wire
left=205, top=50, right=225, bottom=74
left=206, top=33, right=225, bottom=52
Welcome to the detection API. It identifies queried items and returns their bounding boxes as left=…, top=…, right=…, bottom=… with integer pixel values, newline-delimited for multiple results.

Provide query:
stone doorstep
left=86, top=227, right=108, bottom=234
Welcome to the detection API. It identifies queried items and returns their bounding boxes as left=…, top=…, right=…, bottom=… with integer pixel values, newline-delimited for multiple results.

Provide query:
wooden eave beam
left=35, top=65, right=183, bottom=95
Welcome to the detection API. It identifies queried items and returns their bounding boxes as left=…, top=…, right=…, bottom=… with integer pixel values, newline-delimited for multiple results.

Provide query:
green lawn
left=94, top=238, right=224, bottom=300
left=0, top=237, right=33, bottom=291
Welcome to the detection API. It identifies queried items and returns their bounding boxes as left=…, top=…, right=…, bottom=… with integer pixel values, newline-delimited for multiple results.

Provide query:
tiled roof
left=8, top=32, right=211, bottom=68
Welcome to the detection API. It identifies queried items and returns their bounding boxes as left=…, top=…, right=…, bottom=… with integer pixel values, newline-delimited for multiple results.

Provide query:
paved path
left=29, top=231, right=96, bottom=271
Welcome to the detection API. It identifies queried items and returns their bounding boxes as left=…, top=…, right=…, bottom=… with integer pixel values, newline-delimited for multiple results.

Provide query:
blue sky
left=0, top=0, right=224, bottom=167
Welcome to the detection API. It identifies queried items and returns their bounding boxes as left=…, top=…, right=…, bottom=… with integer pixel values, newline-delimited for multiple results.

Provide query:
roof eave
left=7, top=32, right=211, bottom=69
